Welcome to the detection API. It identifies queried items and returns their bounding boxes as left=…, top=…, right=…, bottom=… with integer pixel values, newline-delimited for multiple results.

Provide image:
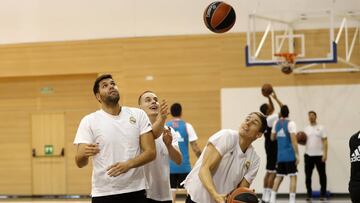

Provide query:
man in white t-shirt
left=183, top=112, right=267, bottom=203
left=304, top=110, right=328, bottom=200
left=138, top=91, right=183, bottom=203
left=73, top=74, right=156, bottom=203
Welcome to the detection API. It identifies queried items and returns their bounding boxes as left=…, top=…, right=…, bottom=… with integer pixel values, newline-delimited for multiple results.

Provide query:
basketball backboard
left=245, top=9, right=360, bottom=74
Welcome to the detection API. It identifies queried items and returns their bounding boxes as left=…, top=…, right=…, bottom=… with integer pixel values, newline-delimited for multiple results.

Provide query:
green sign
left=44, top=145, right=54, bottom=155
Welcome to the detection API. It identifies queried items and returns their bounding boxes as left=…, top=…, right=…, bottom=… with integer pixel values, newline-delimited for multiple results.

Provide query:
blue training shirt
left=275, top=119, right=296, bottom=162
left=166, top=119, right=192, bottom=173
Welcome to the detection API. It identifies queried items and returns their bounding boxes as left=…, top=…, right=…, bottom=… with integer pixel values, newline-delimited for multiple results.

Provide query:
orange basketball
left=281, top=65, right=293, bottom=74
left=261, top=83, right=273, bottom=97
left=227, top=187, right=258, bottom=203
left=296, top=131, right=307, bottom=145
left=203, top=1, right=236, bottom=33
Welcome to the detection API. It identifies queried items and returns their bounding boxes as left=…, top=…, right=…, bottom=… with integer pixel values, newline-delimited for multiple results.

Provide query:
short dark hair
left=170, top=103, right=182, bottom=117
left=251, top=112, right=267, bottom=133
left=260, top=103, right=269, bottom=115
left=138, top=90, right=154, bottom=105
left=93, top=74, right=113, bottom=95
left=308, top=110, right=317, bottom=117
left=280, top=105, right=289, bottom=118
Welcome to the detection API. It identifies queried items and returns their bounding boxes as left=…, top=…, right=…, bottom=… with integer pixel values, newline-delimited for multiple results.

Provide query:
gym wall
left=0, top=32, right=358, bottom=195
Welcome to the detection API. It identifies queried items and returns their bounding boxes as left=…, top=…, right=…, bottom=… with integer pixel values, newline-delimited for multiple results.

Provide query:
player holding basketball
left=259, top=91, right=283, bottom=203
left=74, top=74, right=156, bottom=203
left=269, top=105, right=299, bottom=203
left=138, top=91, right=182, bottom=203
left=303, top=110, right=328, bottom=200
left=183, top=112, right=267, bottom=203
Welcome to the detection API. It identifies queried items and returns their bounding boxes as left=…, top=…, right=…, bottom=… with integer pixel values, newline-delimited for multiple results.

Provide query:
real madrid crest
left=245, top=160, right=251, bottom=170
left=129, top=116, right=136, bottom=124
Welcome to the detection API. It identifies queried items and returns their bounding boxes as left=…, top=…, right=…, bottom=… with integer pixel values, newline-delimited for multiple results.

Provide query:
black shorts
left=349, top=182, right=360, bottom=203
left=146, top=198, right=172, bottom=203
left=265, top=139, right=277, bottom=171
left=92, top=190, right=146, bottom=203
left=170, top=173, right=188, bottom=188
left=276, top=161, right=297, bottom=176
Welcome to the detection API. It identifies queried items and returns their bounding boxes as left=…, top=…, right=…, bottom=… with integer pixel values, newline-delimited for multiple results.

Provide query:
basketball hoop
left=274, top=53, right=297, bottom=74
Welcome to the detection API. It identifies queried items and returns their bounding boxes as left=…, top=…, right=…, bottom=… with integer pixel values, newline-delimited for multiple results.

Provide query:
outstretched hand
left=159, top=100, right=169, bottom=119
left=162, top=127, right=173, bottom=146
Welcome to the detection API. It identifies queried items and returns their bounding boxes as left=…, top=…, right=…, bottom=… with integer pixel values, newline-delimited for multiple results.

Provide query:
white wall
left=221, top=84, right=360, bottom=193
left=0, top=0, right=358, bottom=44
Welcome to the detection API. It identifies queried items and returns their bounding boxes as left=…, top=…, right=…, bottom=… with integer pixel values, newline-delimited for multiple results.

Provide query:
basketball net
left=274, top=53, right=297, bottom=72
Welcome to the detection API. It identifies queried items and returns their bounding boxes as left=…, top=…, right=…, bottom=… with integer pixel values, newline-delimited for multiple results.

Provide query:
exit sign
left=44, top=145, right=54, bottom=155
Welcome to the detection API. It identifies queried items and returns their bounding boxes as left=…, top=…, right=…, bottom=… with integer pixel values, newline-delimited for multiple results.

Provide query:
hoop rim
left=274, top=52, right=297, bottom=64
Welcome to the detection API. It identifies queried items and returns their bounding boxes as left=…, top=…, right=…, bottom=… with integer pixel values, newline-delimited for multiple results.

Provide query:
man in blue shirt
left=166, top=103, right=202, bottom=202
left=270, top=105, right=299, bottom=203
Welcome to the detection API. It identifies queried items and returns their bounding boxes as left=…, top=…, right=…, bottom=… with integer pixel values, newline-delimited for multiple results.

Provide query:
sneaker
left=305, top=197, right=312, bottom=202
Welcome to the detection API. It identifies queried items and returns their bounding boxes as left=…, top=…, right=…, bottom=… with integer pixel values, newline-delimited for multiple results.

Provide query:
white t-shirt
left=304, top=124, right=327, bottom=156
left=271, top=119, right=297, bottom=134
left=267, top=114, right=279, bottom=128
left=186, top=123, right=198, bottom=142
left=171, top=118, right=198, bottom=142
left=73, top=107, right=152, bottom=197
left=184, top=129, right=260, bottom=203
left=145, top=127, right=179, bottom=201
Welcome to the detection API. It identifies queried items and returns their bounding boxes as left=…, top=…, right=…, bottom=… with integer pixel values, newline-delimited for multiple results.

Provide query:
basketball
left=261, top=83, right=273, bottom=97
left=296, top=131, right=307, bottom=145
left=281, top=65, right=293, bottom=74
left=203, top=1, right=236, bottom=33
left=227, top=187, right=258, bottom=203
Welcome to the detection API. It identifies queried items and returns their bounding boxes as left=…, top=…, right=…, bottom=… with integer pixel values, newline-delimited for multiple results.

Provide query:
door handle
left=32, top=148, right=65, bottom=158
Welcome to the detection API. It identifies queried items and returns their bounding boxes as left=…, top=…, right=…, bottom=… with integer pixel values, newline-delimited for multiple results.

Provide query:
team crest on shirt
left=129, top=116, right=136, bottom=124
left=245, top=160, right=251, bottom=170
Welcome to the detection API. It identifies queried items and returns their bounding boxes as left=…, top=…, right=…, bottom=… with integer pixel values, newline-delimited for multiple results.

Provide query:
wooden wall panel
left=0, top=112, right=31, bottom=194
left=0, top=74, right=97, bottom=195
left=65, top=111, right=93, bottom=194
left=0, top=30, right=358, bottom=195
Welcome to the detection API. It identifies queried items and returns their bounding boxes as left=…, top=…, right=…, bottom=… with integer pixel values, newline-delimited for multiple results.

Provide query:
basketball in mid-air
left=261, top=83, right=273, bottom=97
left=203, top=1, right=236, bottom=33
left=226, top=187, right=259, bottom=203
left=296, top=131, right=307, bottom=145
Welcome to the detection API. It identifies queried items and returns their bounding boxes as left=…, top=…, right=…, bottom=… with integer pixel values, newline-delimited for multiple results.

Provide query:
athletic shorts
left=265, top=139, right=277, bottom=171
left=92, top=190, right=146, bottom=203
left=276, top=161, right=297, bottom=176
left=146, top=198, right=172, bottom=203
left=349, top=181, right=360, bottom=203
left=170, top=173, right=188, bottom=188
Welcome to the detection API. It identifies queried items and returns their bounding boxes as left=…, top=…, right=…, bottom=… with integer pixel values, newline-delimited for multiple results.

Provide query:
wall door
left=31, top=113, right=66, bottom=195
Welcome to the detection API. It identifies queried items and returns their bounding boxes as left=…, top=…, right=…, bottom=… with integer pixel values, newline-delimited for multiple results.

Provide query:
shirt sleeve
left=288, top=121, right=297, bottom=133
left=186, top=123, right=198, bottom=142
left=73, top=115, right=94, bottom=144
left=137, top=109, right=153, bottom=135
left=208, top=129, right=236, bottom=156
left=271, top=120, right=278, bottom=133
left=320, top=126, right=327, bottom=138
left=243, top=154, right=260, bottom=184
left=267, top=114, right=278, bottom=128
left=169, top=126, right=179, bottom=148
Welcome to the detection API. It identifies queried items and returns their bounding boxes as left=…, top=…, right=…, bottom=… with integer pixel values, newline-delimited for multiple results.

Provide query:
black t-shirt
left=350, top=131, right=360, bottom=183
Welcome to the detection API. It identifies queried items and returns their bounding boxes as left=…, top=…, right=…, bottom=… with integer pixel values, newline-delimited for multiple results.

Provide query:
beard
left=101, top=92, right=120, bottom=106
